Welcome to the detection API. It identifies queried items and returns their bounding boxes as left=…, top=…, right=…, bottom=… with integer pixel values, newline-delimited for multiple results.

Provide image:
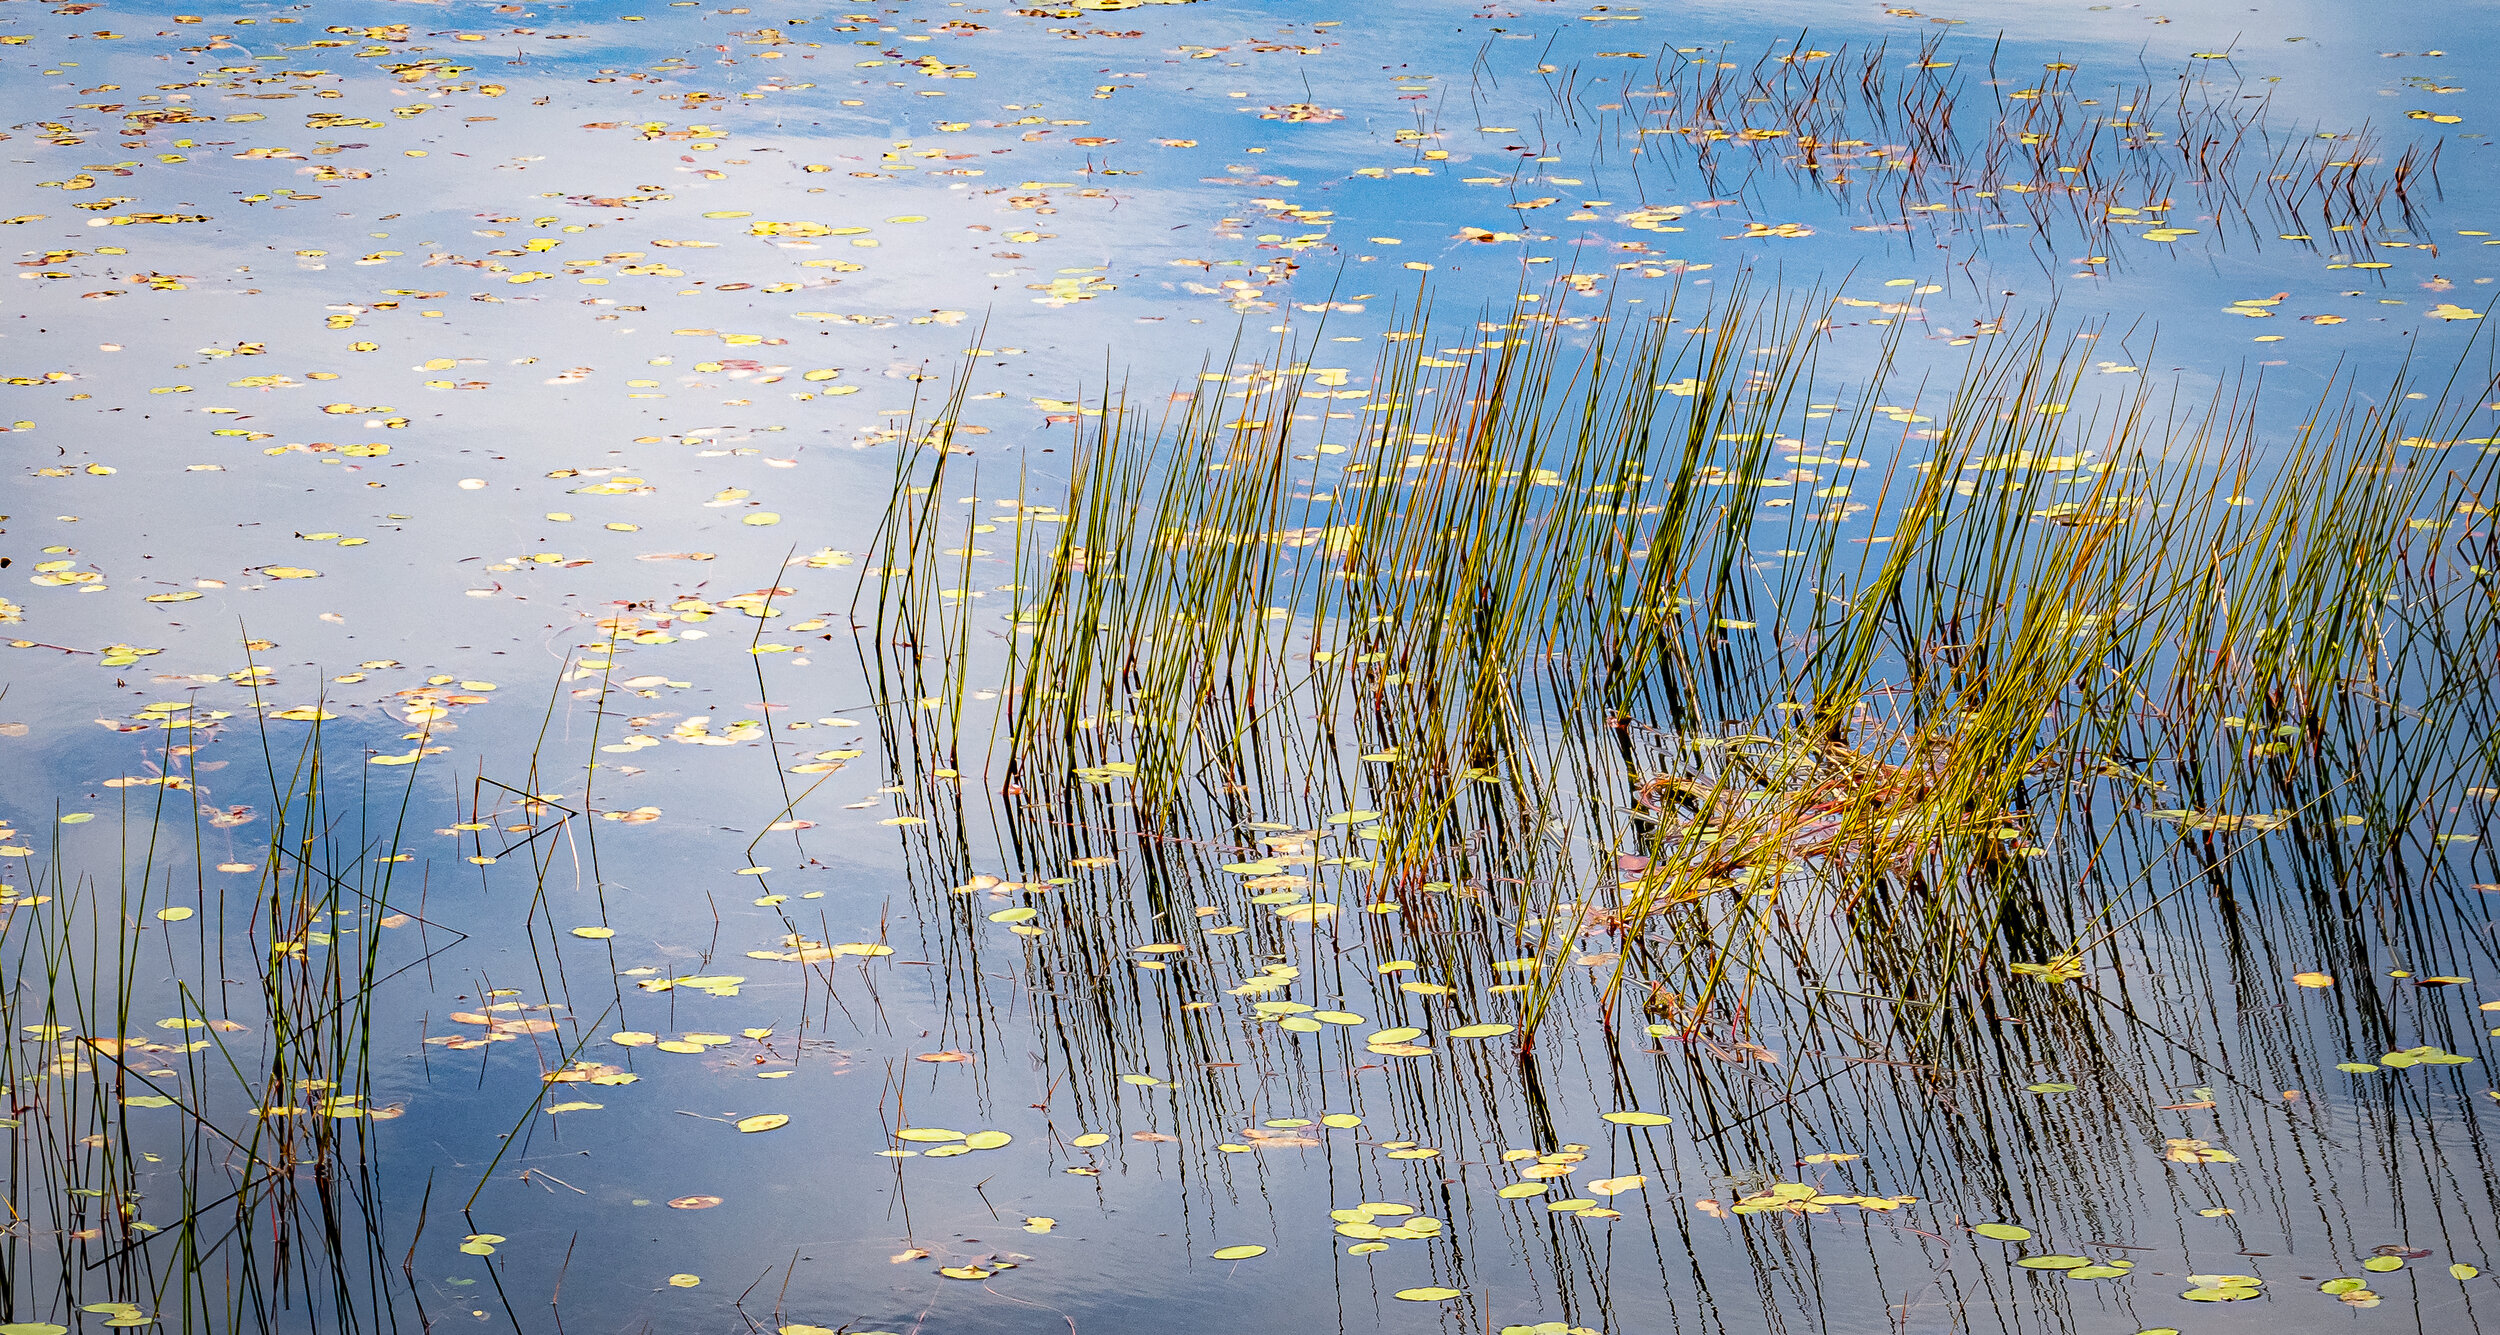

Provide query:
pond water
left=3, top=0, right=2499, bottom=1332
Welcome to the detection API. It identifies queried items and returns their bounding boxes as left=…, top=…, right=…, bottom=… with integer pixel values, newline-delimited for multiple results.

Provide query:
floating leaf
left=1601, top=1110, right=1673, bottom=1126
left=1211, top=1245, right=1267, bottom=1260
left=735, top=1113, right=790, bottom=1133
left=1448, top=1023, right=1514, bottom=1039
left=1394, top=1287, right=1464, bottom=1302
left=1973, top=1223, right=2032, bottom=1241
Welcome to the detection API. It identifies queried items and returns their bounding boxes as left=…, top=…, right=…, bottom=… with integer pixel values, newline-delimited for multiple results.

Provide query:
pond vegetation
left=2, top=1, right=2497, bottom=1332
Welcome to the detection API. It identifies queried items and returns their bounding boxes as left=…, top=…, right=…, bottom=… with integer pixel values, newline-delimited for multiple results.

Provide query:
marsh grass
left=814, top=284, right=2500, bottom=1335
left=861, top=275, right=2499, bottom=1063
left=1532, top=34, right=2438, bottom=265
left=1, top=704, right=432, bottom=1334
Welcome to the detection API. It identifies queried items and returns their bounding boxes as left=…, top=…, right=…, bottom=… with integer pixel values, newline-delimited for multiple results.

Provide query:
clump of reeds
left=859, top=275, right=2498, bottom=1053
left=0, top=704, right=413, bottom=1333
left=1530, top=34, right=2435, bottom=262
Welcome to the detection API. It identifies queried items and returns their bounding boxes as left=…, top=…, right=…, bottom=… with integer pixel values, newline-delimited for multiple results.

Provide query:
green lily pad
left=2180, top=1274, right=2262, bottom=1301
